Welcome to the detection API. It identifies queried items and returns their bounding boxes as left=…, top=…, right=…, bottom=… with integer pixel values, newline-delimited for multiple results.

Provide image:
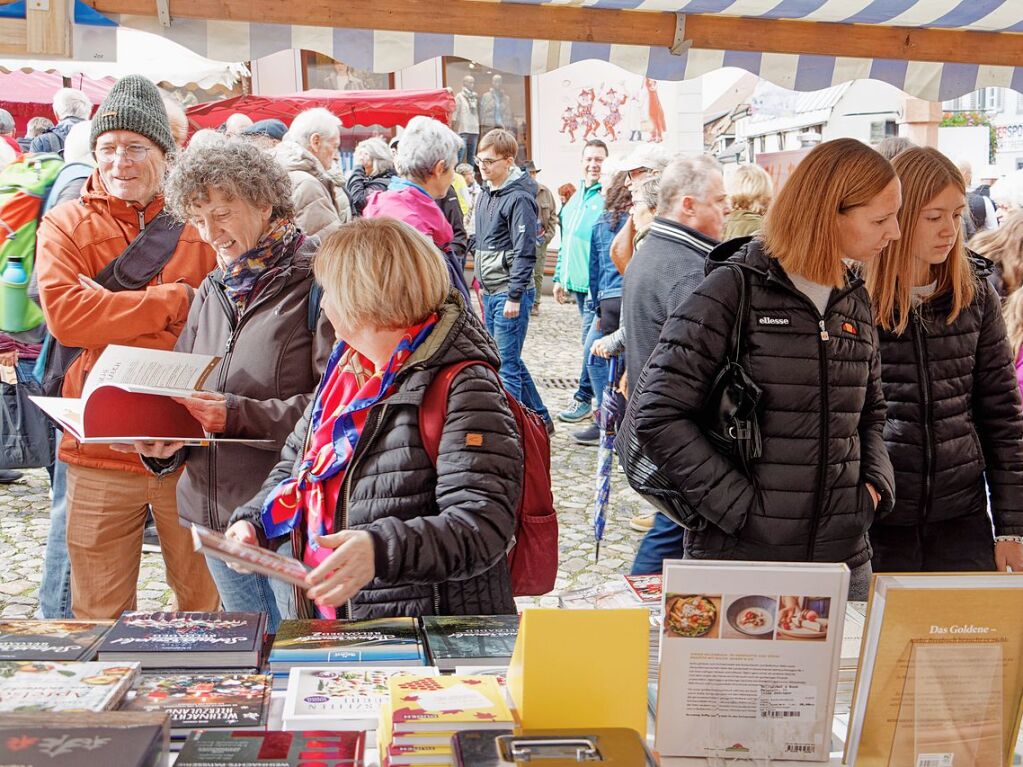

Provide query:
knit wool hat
left=89, top=74, right=175, bottom=156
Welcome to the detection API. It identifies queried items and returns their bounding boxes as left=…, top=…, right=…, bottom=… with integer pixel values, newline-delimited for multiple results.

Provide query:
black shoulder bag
left=41, top=212, right=185, bottom=397
left=616, top=263, right=762, bottom=531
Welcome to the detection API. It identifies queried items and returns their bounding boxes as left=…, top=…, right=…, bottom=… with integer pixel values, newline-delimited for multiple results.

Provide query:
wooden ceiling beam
left=85, top=0, right=1023, bottom=68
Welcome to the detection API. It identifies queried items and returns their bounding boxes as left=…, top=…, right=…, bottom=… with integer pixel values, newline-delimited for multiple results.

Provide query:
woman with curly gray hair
left=123, top=136, right=334, bottom=629
left=347, top=136, right=395, bottom=216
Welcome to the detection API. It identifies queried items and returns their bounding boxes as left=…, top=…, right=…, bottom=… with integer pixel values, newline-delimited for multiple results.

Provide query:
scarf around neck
left=259, top=314, right=439, bottom=597
left=219, top=218, right=302, bottom=314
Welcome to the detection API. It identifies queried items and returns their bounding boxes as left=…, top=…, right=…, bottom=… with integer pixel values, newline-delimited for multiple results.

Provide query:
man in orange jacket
left=37, top=75, right=220, bottom=619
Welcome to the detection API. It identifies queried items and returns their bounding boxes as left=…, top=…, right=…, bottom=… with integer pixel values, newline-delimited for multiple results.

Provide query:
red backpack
left=420, top=360, right=559, bottom=597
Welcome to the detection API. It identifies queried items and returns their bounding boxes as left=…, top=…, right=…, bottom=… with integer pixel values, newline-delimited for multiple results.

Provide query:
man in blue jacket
left=473, top=129, right=552, bottom=431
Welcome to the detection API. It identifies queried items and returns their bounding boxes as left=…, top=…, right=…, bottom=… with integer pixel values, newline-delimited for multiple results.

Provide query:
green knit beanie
left=90, top=74, right=175, bottom=156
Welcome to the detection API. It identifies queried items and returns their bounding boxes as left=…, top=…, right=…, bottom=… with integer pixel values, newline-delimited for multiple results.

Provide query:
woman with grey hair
left=363, top=116, right=470, bottom=301
left=347, top=136, right=396, bottom=215
left=123, top=137, right=334, bottom=629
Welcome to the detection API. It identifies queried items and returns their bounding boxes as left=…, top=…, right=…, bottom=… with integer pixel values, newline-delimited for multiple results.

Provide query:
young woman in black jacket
left=864, top=147, right=1023, bottom=573
left=631, top=139, right=899, bottom=599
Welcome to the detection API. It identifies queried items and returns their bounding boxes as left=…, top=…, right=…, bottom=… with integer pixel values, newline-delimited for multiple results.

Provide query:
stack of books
left=0, top=660, right=140, bottom=712
left=282, top=666, right=438, bottom=734
left=836, top=601, right=867, bottom=714
left=378, top=674, right=515, bottom=766
left=96, top=611, right=266, bottom=670
left=268, top=618, right=428, bottom=689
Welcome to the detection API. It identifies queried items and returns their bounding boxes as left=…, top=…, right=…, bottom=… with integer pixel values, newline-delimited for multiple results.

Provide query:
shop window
left=443, top=57, right=531, bottom=162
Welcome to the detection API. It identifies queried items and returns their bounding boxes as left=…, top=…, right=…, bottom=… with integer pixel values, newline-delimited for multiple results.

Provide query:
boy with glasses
left=472, top=130, right=552, bottom=431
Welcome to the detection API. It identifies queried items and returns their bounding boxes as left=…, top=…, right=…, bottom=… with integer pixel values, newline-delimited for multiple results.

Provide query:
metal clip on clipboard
left=498, top=735, right=603, bottom=762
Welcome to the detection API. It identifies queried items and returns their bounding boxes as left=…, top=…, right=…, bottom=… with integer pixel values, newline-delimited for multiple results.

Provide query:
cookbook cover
left=0, top=712, right=167, bottom=767
left=0, top=620, right=113, bottom=661
left=0, top=660, right=140, bottom=712
left=97, top=612, right=264, bottom=655
left=282, top=667, right=438, bottom=730
left=270, top=618, right=425, bottom=664
left=624, top=574, right=663, bottom=605
left=175, top=730, right=367, bottom=766
left=422, top=616, right=518, bottom=668
left=845, top=574, right=1023, bottom=767
left=388, top=675, right=513, bottom=732
left=121, top=673, right=271, bottom=729
left=656, top=560, right=849, bottom=761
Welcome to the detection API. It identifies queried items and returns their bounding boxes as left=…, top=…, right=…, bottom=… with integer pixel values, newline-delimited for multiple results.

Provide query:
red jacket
left=37, top=171, right=217, bottom=474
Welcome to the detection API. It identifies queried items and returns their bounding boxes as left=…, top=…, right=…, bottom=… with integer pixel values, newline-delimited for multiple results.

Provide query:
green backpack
left=0, top=153, right=66, bottom=333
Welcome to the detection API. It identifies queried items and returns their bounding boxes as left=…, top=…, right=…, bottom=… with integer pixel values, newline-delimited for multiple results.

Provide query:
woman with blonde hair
left=722, top=163, right=773, bottom=240
left=969, top=209, right=1023, bottom=297
left=224, top=217, right=521, bottom=618
left=631, top=138, right=898, bottom=599
left=1004, top=289, right=1023, bottom=399
left=864, top=146, right=1023, bottom=573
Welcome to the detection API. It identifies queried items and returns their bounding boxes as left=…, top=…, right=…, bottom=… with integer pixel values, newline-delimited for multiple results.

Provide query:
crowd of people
left=1, top=72, right=1022, bottom=625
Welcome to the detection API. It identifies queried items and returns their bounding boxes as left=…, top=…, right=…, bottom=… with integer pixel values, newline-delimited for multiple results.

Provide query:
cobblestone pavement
left=0, top=299, right=650, bottom=616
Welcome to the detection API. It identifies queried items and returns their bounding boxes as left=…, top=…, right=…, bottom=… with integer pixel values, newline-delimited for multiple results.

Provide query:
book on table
left=282, top=666, right=439, bottom=732
left=29, top=344, right=272, bottom=444
left=0, top=619, right=113, bottom=661
left=0, top=660, right=140, bottom=712
left=388, top=674, right=514, bottom=732
left=655, top=559, right=849, bottom=762
left=422, top=615, right=519, bottom=671
left=96, top=611, right=266, bottom=669
left=0, top=711, right=168, bottom=767
left=174, top=730, right=367, bottom=766
left=269, top=618, right=428, bottom=685
left=191, top=524, right=311, bottom=589
left=120, top=672, right=272, bottom=738
left=845, top=572, right=1023, bottom=767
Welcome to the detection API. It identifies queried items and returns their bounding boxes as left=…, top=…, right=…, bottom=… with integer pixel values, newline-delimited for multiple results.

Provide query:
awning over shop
left=85, top=0, right=1023, bottom=100
left=185, top=89, right=455, bottom=130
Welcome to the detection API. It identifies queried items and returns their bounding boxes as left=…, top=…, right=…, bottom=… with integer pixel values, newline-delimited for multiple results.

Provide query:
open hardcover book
left=191, top=523, right=311, bottom=589
left=30, top=345, right=272, bottom=444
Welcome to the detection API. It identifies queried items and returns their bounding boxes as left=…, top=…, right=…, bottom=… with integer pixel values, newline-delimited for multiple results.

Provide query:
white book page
left=82, top=345, right=220, bottom=400
left=28, top=397, right=85, bottom=441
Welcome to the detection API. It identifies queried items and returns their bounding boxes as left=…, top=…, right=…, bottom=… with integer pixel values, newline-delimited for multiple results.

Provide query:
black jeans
left=871, top=512, right=996, bottom=572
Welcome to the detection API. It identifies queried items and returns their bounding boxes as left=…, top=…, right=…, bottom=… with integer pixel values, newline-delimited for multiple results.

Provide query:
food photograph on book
left=0, top=619, right=113, bottom=661
left=656, top=561, right=849, bottom=762
left=0, top=660, right=140, bottom=712
left=121, top=672, right=271, bottom=733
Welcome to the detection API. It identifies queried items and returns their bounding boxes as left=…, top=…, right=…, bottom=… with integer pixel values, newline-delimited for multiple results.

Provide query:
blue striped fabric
left=108, top=0, right=1023, bottom=101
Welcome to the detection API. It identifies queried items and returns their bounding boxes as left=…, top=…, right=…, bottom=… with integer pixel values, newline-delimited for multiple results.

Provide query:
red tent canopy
left=185, top=88, right=454, bottom=130
left=0, top=70, right=114, bottom=134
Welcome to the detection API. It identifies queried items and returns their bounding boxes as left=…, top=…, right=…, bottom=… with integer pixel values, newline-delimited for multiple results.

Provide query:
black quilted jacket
left=231, top=293, right=520, bottom=618
left=632, top=238, right=895, bottom=568
left=875, top=258, right=1023, bottom=535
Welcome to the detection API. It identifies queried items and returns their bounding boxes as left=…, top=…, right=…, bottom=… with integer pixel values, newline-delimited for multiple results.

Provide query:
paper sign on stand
left=506, top=608, right=648, bottom=737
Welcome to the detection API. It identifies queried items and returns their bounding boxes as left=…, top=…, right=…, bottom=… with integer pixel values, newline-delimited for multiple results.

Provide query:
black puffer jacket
left=231, top=293, right=521, bottom=618
left=876, top=258, right=1023, bottom=535
left=348, top=167, right=395, bottom=216
left=633, top=238, right=895, bottom=567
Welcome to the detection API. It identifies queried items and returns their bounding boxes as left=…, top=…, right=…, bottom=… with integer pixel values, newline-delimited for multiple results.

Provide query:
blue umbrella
left=592, top=355, right=624, bottom=561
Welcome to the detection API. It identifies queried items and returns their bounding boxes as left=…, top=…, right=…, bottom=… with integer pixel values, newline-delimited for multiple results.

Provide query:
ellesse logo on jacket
left=757, top=316, right=790, bottom=326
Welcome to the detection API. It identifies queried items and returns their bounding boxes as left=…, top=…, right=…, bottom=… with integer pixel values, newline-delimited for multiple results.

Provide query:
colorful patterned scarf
left=259, top=315, right=439, bottom=603
left=219, top=219, right=301, bottom=315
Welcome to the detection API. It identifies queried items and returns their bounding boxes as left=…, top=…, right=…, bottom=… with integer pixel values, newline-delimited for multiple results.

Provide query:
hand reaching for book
left=305, top=530, right=376, bottom=608
left=173, top=391, right=228, bottom=434
left=223, top=521, right=259, bottom=574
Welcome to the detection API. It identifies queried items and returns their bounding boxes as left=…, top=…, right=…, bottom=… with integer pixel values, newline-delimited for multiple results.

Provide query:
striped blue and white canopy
left=109, top=0, right=1023, bottom=100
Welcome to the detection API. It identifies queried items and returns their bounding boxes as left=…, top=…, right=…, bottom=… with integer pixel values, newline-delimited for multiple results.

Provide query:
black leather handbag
left=616, top=263, right=762, bottom=531
left=700, top=263, right=763, bottom=477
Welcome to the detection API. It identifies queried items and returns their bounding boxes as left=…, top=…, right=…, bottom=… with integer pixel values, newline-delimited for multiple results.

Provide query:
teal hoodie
left=555, top=181, right=604, bottom=293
